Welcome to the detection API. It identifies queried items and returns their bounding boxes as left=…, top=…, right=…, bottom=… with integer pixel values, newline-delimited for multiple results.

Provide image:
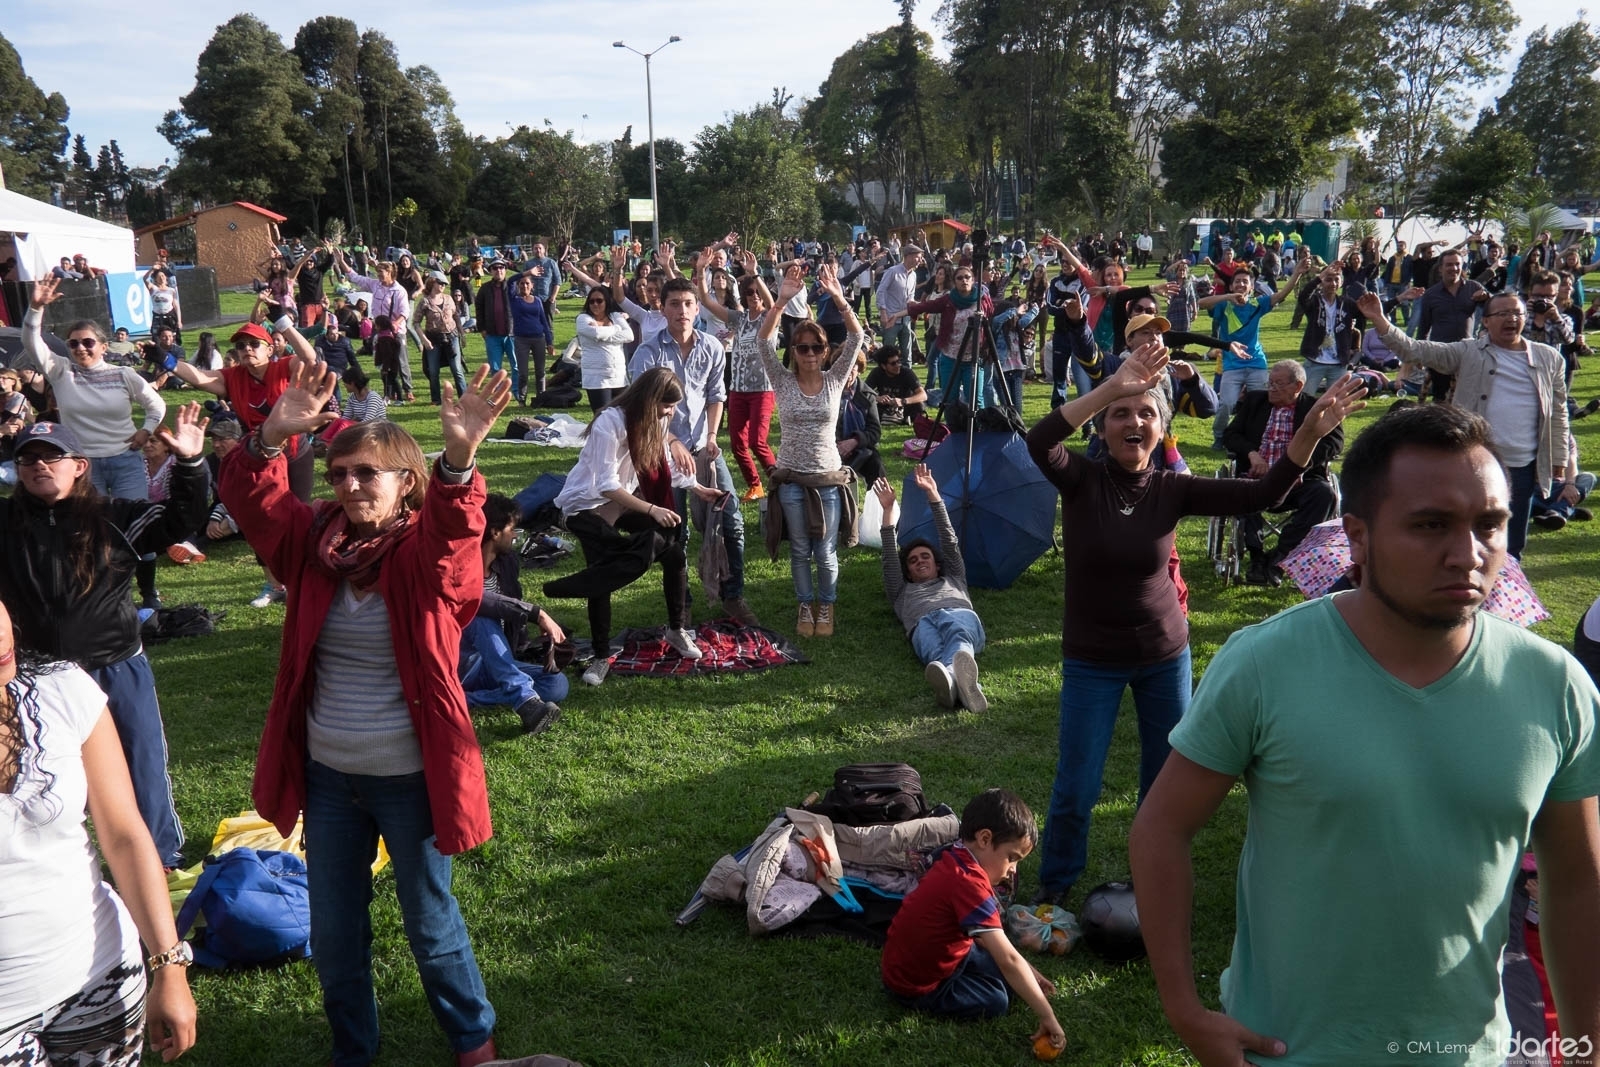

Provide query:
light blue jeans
left=482, top=334, right=514, bottom=377
left=777, top=482, right=842, bottom=604
left=459, top=616, right=569, bottom=708
left=1302, top=360, right=1346, bottom=395
left=910, top=608, right=986, bottom=668
left=1213, top=366, right=1269, bottom=444
left=90, top=448, right=148, bottom=500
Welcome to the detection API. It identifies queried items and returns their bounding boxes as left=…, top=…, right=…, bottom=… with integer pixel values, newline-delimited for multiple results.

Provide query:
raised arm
left=21, top=277, right=67, bottom=378
left=692, top=248, right=731, bottom=324
left=874, top=477, right=904, bottom=603
left=1270, top=262, right=1309, bottom=307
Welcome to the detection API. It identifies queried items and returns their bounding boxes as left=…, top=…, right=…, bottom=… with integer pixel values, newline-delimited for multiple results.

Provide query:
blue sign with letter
left=107, top=273, right=151, bottom=334
left=613, top=228, right=632, bottom=246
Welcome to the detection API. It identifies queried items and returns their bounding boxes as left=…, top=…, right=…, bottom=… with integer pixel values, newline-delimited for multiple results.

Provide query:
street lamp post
left=613, top=36, right=680, bottom=252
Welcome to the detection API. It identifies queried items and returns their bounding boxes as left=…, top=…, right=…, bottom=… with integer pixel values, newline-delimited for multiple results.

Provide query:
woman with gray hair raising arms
left=1025, top=345, right=1365, bottom=907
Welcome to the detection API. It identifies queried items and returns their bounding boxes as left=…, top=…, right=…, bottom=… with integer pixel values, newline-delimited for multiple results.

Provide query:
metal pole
left=646, top=54, right=659, bottom=251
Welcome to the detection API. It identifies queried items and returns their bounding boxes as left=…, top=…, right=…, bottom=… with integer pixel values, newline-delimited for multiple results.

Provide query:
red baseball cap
left=230, top=322, right=272, bottom=345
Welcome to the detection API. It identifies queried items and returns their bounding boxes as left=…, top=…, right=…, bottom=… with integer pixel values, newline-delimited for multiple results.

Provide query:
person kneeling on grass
left=880, top=789, right=1066, bottom=1056
left=874, top=464, right=988, bottom=712
left=459, top=493, right=569, bottom=734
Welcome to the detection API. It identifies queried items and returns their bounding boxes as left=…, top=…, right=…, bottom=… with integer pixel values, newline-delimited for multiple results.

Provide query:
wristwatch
left=147, top=941, right=194, bottom=971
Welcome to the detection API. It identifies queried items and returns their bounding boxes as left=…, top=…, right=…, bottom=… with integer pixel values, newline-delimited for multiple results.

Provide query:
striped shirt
left=307, top=583, right=422, bottom=775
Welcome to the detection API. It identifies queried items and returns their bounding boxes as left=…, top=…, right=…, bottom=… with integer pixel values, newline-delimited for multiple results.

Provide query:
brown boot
left=796, top=601, right=815, bottom=638
left=813, top=602, right=835, bottom=637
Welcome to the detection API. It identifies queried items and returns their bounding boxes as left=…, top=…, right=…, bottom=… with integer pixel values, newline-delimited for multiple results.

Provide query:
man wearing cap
left=1221, top=360, right=1343, bottom=585
left=1123, top=311, right=1221, bottom=420
left=474, top=259, right=517, bottom=382
left=1297, top=265, right=1367, bottom=396
left=877, top=244, right=925, bottom=362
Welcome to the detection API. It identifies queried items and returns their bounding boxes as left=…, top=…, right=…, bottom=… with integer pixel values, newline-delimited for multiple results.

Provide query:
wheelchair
left=1206, top=463, right=1338, bottom=587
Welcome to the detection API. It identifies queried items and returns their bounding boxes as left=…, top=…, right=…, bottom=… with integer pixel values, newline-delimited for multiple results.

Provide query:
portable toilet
left=1303, top=220, right=1342, bottom=263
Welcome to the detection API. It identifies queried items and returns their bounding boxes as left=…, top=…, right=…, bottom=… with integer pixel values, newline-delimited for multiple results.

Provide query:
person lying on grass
left=874, top=464, right=988, bottom=712
left=880, top=788, right=1066, bottom=1056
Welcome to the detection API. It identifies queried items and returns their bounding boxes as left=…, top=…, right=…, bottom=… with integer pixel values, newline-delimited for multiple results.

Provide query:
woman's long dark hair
left=11, top=470, right=113, bottom=594
left=585, top=367, right=683, bottom=475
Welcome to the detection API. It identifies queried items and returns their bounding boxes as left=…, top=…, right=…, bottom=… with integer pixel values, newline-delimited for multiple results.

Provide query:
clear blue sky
left=5, top=0, right=1580, bottom=170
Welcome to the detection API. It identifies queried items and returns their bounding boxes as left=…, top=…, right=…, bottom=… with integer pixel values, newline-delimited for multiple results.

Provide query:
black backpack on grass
left=805, top=763, right=929, bottom=826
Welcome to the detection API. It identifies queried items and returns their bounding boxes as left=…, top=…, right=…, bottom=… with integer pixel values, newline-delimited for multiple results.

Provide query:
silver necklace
left=1108, top=475, right=1149, bottom=516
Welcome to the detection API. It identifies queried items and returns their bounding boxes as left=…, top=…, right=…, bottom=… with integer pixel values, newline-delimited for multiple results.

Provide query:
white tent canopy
left=0, top=186, right=136, bottom=280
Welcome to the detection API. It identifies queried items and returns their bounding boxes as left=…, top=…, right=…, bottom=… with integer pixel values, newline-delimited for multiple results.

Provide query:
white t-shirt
left=1483, top=344, right=1541, bottom=468
left=0, top=667, right=139, bottom=1026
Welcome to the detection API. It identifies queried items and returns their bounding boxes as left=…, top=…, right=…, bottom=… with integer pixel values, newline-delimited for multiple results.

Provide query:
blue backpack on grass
left=175, top=848, right=313, bottom=968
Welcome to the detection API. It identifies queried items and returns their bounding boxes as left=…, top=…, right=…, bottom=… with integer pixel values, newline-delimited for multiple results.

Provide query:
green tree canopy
left=0, top=32, right=69, bottom=200
left=1495, top=19, right=1600, bottom=199
left=690, top=104, right=820, bottom=244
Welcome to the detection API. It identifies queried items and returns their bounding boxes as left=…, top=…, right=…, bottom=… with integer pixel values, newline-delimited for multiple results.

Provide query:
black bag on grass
left=806, top=763, right=929, bottom=826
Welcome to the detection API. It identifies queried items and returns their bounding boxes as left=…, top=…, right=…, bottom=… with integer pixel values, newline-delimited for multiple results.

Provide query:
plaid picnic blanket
left=605, top=619, right=809, bottom=676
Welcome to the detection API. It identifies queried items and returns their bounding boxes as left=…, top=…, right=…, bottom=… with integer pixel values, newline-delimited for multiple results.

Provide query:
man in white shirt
left=876, top=244, right=925, bottom=365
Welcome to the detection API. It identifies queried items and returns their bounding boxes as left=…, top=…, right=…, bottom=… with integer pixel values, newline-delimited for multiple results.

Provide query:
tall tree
left=615, top=137, right=691, bottom=235
left=0, top=32, right=69, bottom=201
left=68, top=134, right=95, bottom=215
left=1362, top=0, right=1516, bottom=222
left=1037, top=89, right=1145, bottom=230
left=1422, top=116, right=1540, bottom=228
left=293, top=16, right=367, bottom=235
left=160, top=14, right=327, bottom=217
left=1495, top=19, right=1600, bottom=199
left=689, top=104, right=820, bottom=243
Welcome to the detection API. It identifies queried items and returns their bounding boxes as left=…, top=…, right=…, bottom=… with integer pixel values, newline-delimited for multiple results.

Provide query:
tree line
left=1, top=4, right=1597, bottom=251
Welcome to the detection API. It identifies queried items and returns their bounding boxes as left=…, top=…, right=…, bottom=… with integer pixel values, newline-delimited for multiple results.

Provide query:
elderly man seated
left=873, top=465, right=988, bottom=713
left=1221, top=360, right=1344, bottom=586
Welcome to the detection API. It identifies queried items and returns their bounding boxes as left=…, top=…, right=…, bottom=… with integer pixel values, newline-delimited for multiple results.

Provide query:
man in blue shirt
left=629, top=278, right=758, bottom=627
left=524, top=241, right=563, bottom=319
left=1198, top=262, right=1308, bottom=447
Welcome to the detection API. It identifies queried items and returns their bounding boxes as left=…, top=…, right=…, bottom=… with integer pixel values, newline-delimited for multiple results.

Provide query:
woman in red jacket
left=219, top=352, right=511, bottom=1067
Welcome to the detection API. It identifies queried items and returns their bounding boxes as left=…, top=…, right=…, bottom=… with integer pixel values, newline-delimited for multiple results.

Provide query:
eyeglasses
left=66, top=338, right=98, bottom=349
left=325, top=465, right=404, bottom=487
left=235, top=339, right=267, bottom=349
left=16, top=452, right=73, bottom=467
left=1485, top=310, right=1526, bottom=320
left=792, top=343, right=828, bottom=356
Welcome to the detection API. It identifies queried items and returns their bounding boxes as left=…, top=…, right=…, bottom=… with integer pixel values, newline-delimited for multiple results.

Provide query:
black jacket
left=1222, top=391, right=1342, bottom=483
left=0, top=457, right=209, bottom=668
left=1296, top=290, right=1366, bottom=365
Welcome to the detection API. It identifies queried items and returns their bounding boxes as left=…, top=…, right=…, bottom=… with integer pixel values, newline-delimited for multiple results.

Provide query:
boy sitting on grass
left=881, top=788, right=1066, bottom=1054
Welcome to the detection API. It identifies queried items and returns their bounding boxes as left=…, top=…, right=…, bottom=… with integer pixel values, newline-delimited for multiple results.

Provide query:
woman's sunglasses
left=792, top=343, right=828, bottom=356
left=325, top=465, right=403, bottom=487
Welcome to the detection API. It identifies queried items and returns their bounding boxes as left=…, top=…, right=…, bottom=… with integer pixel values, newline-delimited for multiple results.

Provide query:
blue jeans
left=1213, top=367, right=1269, bottom=445
left=1507, top=461, right=1537, bottom=559
left=1301, top=360, right=1346, bottom=395
left=305, top=760, right=495, bottom=1066
left=888, top=940, right=1009, bottom=1020
left=1533, top=472, right=1596, bottom=520
left=882, top=318, right=914, bottom=365
left=1049, top=338, right=1098, bottom=408
left=999, top=369, right=1025, bottom=411
left=90, top=653, right=183, bottom=867
left=910, top=608, right=986, bottom=668
left=676, top=450, right=745, bottom=600
left=937, top=352, right=990, bottom=410
left=777, top=482, right=842, bottom=604
left=1037, top=648, right=1193, bottom=895
left=459, top=616, right=569, bottom=708
left=423, top=332, right=468, bottom=405
left=482, top=334, right=514, bottom=377
left=90, top=448, right=148, bottom=500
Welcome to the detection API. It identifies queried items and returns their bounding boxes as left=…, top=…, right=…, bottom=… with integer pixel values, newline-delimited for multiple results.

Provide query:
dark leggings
left=587, top=387, right=617, bottom=412
left=543, top=509, right=687, bottom=658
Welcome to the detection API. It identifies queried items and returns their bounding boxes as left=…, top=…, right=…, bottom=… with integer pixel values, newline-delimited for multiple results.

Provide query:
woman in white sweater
left=573, top=288, right=631, bottom=411
left=23, top=276, right=166, bottom=501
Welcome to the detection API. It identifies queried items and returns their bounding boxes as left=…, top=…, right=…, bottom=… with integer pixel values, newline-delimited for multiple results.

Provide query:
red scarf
left=311, top=504, right=417, bottom=591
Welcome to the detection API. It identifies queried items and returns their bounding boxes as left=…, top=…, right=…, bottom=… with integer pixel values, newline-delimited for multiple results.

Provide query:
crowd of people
left=2, top=215, right=1599, bottom=1067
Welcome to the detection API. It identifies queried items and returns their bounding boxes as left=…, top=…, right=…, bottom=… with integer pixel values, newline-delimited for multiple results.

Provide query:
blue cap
left=14, top=421, right=86, bottom=456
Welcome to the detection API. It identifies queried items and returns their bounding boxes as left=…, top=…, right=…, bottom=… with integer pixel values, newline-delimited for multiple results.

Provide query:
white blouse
left=554, top=406, right=696, bottom=515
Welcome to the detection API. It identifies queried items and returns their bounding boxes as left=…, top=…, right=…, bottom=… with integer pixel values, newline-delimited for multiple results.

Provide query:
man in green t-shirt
left=1130, top=404, right=1600, bottom=1067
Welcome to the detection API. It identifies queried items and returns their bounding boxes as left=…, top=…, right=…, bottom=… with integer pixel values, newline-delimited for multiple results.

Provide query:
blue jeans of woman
left=937, top=352, right=989, bottom=410
left=1000, top=369, right=1025, bottom=411
left=90, top=653, right=183, bottom=867
left=777, top=482, right=841, bottom=604
left=910, top=608, right=986, bottom=668
left=423, top=332, right=467, bottom=405
left=1037, top=647, right=1193, bottom=896
left=459, top=616, right=569, bottom=708
left=90, top=449, right=148, bottom=501
left=304, top=760, right=495, bottom=1066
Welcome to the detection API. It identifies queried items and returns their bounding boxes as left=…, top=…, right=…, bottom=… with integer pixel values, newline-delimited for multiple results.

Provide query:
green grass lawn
left=150, top=276, right=1600, bottom=1066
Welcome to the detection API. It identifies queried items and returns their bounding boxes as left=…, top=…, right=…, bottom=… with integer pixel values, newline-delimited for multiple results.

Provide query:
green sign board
left=627, top=198, right=655, bottom=223
left=914, top=194, right=946, bottom=215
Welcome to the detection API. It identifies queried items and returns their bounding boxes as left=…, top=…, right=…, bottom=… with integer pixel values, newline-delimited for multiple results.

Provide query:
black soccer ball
left=1079, top=880, right=1144, bottom=962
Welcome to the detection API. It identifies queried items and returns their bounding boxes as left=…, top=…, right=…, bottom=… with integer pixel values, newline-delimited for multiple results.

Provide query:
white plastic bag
left=857, top=486, right=896, bottom=549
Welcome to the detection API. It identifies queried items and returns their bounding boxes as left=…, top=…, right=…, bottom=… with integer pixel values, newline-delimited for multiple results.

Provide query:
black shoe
left=141, top=592, right=163, bottom=612
left=515, top=698, right=562, bottom=735
left=1534, top=513, right=1567, bottom=531
left=1029, top=887, right=1067, bottom=907
left=1244, top=560, right=1271, bottom=586
left=1574, top=507, right=1593, bottom=522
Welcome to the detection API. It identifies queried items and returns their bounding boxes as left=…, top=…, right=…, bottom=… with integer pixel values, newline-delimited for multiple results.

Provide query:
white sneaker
left=249, top=584, right=286, bottom=609
left=925, top=661, right=955, bottom=708
left=665, top=627, right=703, bottom=660
left=952, top=650, right=987, bottom=713
left=582, top=658, right=611, bottom=686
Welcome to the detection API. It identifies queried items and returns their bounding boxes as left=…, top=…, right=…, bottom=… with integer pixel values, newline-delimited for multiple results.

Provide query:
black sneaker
left=1534, top=512, right=1568, bottom=531
left=515, top=698, right=562, bottom=735
left=141, top=592, right=163, bottom=612
left=1244, top=559, right=1271, bottom=586
left=1029, top=887, right=1067, bottom=908
left=1574, top=507, right=1593, bottom=522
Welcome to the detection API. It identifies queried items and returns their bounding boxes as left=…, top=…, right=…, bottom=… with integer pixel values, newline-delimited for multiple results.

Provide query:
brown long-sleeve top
left=1026, top=408, right=1305, bottom=666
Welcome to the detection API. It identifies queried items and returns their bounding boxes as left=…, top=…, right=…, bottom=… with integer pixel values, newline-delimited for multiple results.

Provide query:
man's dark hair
left=482, top=493, right=519, bottom=543
left=897, top=537, right=940, bottom=582
left=1528, top=269, right=1559, bottom=291
left=959, top=788, right=1035, bottom=846
left=874, top=345, right=903, bottom=367
left=660, top=277, right=696, bottom=301
left=1341, top=404, right=1503, bottom=521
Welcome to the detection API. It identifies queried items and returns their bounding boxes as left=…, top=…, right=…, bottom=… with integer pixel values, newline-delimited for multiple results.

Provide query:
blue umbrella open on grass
left=895, top=431, right=1058, bottom=589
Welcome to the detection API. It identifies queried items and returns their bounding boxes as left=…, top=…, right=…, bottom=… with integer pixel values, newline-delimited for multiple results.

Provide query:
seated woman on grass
left=873, top=464, right=988, bottom=713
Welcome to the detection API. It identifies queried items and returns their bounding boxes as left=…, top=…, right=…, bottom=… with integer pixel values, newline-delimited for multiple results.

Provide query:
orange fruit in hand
left=1033, top=1033, right=1065, bottom=1061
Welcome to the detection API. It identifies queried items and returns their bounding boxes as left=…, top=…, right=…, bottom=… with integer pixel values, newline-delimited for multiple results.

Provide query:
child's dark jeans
left=887, top=941, right=1010, bottom=1019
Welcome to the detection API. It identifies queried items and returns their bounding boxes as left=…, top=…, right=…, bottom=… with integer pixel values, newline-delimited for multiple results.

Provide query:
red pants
left=727, top=390, right=776, bottom=489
